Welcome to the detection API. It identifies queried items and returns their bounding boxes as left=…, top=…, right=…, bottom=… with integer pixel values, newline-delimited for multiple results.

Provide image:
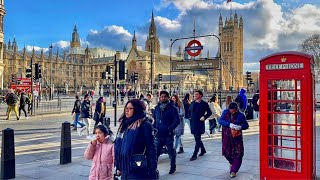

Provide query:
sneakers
left=230, top=172, right=236, bottom=178
left=78, top=126, right=86, bottom=136
left=25, top=117, right=29, bottom=119
left=17, top=117, right=20, bottom=120
left=199, top=150, right=206, bottom=156
left=190, top=155, right=197, bottom=161
left=169, top=167, right=176, bottom=174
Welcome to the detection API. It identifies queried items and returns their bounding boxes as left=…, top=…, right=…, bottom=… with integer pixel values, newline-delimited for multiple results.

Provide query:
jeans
left=208, top=118, right=217, bottom=134
left=81, top=118, right=90, bottom=136
left=184, top=118, right=191, bottom=131
left=73, top=113, right=84, bottom=127
left=193, top=134, right=205, bottom=156
left=253, top=111, right=259, bottom=120
left=19, top=105, right=28, bottom=117
left=156, top=135, right=176, bottom=168
left=174, top=135, right=183, bottom=150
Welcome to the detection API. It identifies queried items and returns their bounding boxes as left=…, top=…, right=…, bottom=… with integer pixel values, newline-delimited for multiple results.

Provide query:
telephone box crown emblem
left=281, top=56, right=287, bottom=62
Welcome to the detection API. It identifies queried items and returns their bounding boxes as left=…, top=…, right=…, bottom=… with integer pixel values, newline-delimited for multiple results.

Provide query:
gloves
left=200, top=116, right=205, bottom=121
left=234, top=125, right=242, bottom=131
left=229, top=123, right=236, bottom=129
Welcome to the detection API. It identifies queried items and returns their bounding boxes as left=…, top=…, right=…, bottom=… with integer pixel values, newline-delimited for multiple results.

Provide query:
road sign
left=185, top=39, right=203, bottom=57
left=171, top=59, right=220, bottom=71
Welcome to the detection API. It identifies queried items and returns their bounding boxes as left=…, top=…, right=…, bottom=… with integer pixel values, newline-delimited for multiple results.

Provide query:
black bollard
left=60, top=122, right=72, bottom=165
left=1, top=128, right=15, bottom=179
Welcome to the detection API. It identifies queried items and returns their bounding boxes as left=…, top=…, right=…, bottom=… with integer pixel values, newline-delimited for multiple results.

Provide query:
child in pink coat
left=84, top=125, right=114, bottom=180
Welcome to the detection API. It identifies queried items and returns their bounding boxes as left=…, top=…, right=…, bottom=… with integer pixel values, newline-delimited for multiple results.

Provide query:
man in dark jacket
left=189, top=90, right=212, bottom=161
left=80, top=94, right=92, bottom=138
left=19, top=92, right=28, bottom=119
left=71, top=95, right=84, bottom=130
left=153, top=90, right=180, bottom=174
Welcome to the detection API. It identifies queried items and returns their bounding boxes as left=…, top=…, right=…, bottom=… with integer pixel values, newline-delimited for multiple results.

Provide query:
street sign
left=185, top=39, right=203, bottom=57
left=171, top=59, right=220, bottom=71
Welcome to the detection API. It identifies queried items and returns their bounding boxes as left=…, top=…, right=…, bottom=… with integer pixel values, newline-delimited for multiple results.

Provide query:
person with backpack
left=234, top=88, right=247, bottom=113
left=19, top=92, right=28, bottom=119
left=252, top=90, right=260, bottom=120
left=5, top=89, right=20, bottom=120
left=71, top=95, right=85, bottom=131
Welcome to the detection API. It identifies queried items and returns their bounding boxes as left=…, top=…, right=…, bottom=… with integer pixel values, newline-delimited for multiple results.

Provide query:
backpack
left=7, top=93, right=18, bottom=105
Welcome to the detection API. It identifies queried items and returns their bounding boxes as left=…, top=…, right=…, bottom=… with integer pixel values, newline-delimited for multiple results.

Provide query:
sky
left=4, top=0, right=320, bottom=72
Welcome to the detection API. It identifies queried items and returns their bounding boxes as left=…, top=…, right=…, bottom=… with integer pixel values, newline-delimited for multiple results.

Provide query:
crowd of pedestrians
left=3, top=89, right=33, bottom=120
left=74, top=89, right=252, bottom=179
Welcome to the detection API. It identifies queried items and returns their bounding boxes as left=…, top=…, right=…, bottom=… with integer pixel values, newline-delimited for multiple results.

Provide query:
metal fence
left=33, top=98, right=74, bottom=115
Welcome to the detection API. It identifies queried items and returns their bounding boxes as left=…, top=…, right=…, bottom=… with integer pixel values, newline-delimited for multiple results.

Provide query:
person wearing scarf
left=219, top=102, right=249, bottom=178
left=115, top=99, right=158, bottom=180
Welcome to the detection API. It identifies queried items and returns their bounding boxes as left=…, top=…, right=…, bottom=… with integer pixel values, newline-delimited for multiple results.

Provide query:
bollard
left=60, top=122, right=72, bottom=165
left=1, top=128, right=15, bottom=179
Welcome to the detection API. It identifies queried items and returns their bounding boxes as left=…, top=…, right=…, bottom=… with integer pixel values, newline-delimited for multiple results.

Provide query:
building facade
left=126, top=12, right=244, bottom=93
left=3, top=25, right=127, bottom=93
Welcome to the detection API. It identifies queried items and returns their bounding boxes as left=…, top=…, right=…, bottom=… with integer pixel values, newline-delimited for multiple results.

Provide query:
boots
left=177, top=146, right=184, bottom=154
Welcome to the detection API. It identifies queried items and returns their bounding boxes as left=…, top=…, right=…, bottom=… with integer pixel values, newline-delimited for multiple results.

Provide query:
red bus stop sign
left=185, top=39, right=203, bottom=57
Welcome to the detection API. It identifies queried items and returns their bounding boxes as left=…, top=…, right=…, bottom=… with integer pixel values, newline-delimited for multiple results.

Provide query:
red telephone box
left=259, top=51, right=316, bottom=179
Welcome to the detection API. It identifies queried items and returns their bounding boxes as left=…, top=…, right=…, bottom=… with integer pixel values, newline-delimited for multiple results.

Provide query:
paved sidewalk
left=6, top=119, right=320, bottom=180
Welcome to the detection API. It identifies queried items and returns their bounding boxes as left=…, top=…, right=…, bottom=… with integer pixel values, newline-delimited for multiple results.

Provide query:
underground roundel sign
left=185, top=39, right=203, bottom=57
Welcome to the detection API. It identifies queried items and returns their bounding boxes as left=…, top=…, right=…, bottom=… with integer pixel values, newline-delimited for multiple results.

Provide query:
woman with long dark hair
left=171, top=95, right=185, bottom=154
left=182, top=93, right=192, bottom=130
left=114, top=99, right=158, bottom=179
left=93, top=97, right=106, bottom=130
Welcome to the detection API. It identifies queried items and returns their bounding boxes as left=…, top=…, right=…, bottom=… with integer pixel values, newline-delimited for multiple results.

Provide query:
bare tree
left=299, top=34, right=320, bottom=65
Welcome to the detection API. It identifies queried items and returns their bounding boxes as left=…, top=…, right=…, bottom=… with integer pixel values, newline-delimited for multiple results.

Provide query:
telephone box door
left=260, top=52, right=316, bottom=180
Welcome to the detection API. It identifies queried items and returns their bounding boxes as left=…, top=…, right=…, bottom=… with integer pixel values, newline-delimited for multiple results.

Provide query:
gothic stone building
left=126, top=12, right=244, bottom=93
left=3, top=26, right=127, bottom=92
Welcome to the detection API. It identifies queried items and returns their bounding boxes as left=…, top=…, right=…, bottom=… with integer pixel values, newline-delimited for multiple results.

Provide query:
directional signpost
left=171, top=58, right=220, bottom=71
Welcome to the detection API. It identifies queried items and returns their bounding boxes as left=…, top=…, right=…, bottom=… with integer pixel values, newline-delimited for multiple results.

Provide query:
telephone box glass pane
left=273, top=113, right=296, bottom=125
left=274, top=159, right=296, bottom=171
left=273, top=125, right=296, bottom=136
left=273, top=147, right=296, bottom=159
left=273, top=136, right=297, bottom=149
left=273, top=80, right=295, bottom=90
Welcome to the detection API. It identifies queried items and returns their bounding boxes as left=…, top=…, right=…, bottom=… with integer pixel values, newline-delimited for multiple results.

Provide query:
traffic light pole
left=30, top=58, right=34, bottom=116
left=113, top=54, right=117, bottom=127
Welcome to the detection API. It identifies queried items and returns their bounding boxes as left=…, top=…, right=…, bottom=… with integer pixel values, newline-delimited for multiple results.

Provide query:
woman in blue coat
left=219, top=102, right=249, bottom=178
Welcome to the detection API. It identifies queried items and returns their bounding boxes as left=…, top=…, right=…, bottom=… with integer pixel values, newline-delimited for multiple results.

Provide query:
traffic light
left=118, top=60, right=125, bottom=80
left=26, top=68, right=32, bottom=78
left=102, top=72, right=106, bottom=79
left=245, top=71, right=252, bottom=81
left=158, top=74, right=162, bottom=81
left=38, top=65, right=42, bottom=78
left=35, top=63, right=40, bottom=79
left=134, top=72, right=139, bottom=82
left=11, top=74, right=15, bottom=83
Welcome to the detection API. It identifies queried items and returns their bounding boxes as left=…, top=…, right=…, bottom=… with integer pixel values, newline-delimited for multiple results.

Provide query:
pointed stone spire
left=132, top=30, right=137, bottom=48
left=149, top=10, right=156, bottom=37
left=176, top=46, right=182, bottom=57
left=49, top=44, right=53, bottom=60
left=13, top=37, right=18, bottom=54
left=123, top=45, right=127, bottom=52
left=70, top=25, right=80, bottom=48
left=23, top=45, right=26, bottom=59
left=40, top=49, right=45, bottom=61
left=56, top=47, right=59, bottom=61
left=8, top=39, right=11, bottom=51
left=32, top=47, right=35, bottom=60
left=219, top=13, right=223, bottom=25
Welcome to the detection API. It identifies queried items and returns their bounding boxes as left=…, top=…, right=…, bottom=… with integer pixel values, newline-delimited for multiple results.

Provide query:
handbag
left=130, top=148, right=148, bottom=170
left=231, top=129, right=242, bottom=137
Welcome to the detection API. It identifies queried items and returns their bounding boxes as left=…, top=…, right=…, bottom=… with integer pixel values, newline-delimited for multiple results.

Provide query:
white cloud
left=25, top=45, right=48, bottom=52
left=52, top=40, right=70, bottom=49
left=86, top=25, right=132, bottom=50
left=159, top=0, right=211, bottom=12
left=155, top=16, right=181, bottom=31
